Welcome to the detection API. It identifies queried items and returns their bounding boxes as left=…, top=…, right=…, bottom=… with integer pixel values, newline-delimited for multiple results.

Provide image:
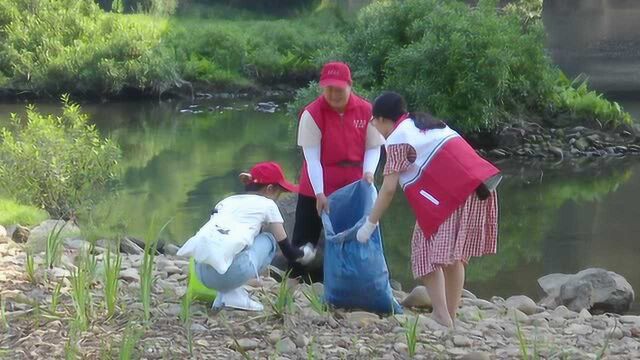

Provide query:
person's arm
left=362, top=146, right=381, bottom=183
left=298, top=111, right=329, bottom=214
left=356, top=172, right=400, bottom=242
left=362, top=123, right=385, bottom=183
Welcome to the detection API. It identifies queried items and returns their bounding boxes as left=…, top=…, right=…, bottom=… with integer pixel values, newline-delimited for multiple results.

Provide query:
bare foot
left=430, top=311, right=453, bottom=328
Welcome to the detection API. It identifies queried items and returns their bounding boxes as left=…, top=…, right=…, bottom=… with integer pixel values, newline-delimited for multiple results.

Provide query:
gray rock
left=579, top=308, right=592, bottom=319
left=293, top=334, right=308, bottom=348
left=461, top=289, right=477, bottom=299
left=470, top=299, right=497, bottom=310
left=401, top=286, right=432, bottom=308
left=564, top=323, right=593, bottom=335
left=574, top=137, right=590, bottom=151
left=11, top=225, right=30, bottom=244
left=453, top=335, right=472, bottom=347
left=538, top=268, right=635, bottom=314
left=619, top=315, right=640, bottom=326
left=268, top=330, right=282, bottom=345
left=234, top=338, right=258, bottom=351
left=120, top=236, right=144, bottom=255
left=390, top=279, right=402, bottom=291
left=552, top=305, right=577, bottom=319
left=65, top=238, right=91, bottom=251
left=0, top=225, right=6, bottom=237
left=505, top=295, right=539, bottom=315
left=119, top=268, right=140, bottom=282
left=461, top=352, right=491, bottom=360
left=347, top=311, right=379, bottom=327
left=28, top=220, right=80, bottom=250
left=276, top=338, right=297, bottom=354
left=163, top=244, right=180, bottom=256
left=506, top=308, right=529, bottom=323
left=393, top=342, right=408, bottom=353
left=190, top=323, right=208, bottom=332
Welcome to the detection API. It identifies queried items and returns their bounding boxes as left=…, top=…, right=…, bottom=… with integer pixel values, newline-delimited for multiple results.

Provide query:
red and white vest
left=387, top=117, right=500, bottom=238
left=298, top=94, right=372, bottom=197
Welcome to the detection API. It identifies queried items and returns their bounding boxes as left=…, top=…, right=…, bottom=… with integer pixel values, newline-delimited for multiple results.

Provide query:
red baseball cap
left=249, top=162, right=299, bottom=193
left=319, top=62, right=352, bottom=89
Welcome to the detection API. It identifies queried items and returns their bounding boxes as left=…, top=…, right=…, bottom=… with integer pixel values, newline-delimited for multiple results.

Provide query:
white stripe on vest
left=385, top=119, right=460, bottom=191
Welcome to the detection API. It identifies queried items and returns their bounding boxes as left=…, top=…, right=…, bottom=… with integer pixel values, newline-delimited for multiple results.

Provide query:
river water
left=1, top=0, right=639, bottom=311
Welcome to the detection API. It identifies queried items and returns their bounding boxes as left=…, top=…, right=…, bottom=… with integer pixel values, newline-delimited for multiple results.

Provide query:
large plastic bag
left=321, top=180, right=403, bottom=314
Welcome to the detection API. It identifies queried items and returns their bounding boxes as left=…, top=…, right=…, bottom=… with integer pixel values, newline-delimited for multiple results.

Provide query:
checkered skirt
left=384, top=144, right=499, bottom=278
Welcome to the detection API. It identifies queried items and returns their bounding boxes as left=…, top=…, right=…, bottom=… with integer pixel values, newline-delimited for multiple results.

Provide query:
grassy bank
left=0, top=198, right=48, bottom=226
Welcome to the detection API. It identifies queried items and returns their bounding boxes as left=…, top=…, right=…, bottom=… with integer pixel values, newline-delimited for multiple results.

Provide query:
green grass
left=103, top=245, right=122, bottom=319
left=0, top=296, right=7, bottom=331
left=140, top=217, right=172, bottom=322
left=302, top=281, right=328, bottom=316
left=119, top=323, right=142, bottom=360
left=25, top=251, right=37, bottom=284
left=265, top=269, right=295, bottom=318
left=70, top=259, right=93, bottom=331
left=404, top=316, right=420, bottom=358
left=45, top=221, right=67, bottom=269
left=0, top=198, right=48, bottom=226
left=50, top=281, right=62, bottom=315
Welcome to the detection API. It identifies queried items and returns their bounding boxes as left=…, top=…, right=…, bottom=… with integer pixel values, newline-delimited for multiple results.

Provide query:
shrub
left=0, top=96, right=121, bottom=218
left=0, top=0, right=181, bottom=97
left=0, top=198, right=49, bottom=226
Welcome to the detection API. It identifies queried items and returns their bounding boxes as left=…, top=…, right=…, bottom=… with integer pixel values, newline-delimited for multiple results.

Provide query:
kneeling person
left=178, top=162, right=315, bottom=311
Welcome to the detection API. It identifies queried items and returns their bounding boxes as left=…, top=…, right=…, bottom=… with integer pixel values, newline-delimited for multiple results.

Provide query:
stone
left=294, top=334, right=308, bottom=348
left=11, top=225, right=30, bottom=244
left=120, top=237, right=144, bottom=255
left=0, top=225, right=6, bottom=237
left=234, top=339, right=258, bottom=351
left=552, top=305, right=577, bottom=319
left=538, top=268, right=634, bottom=314
left=120, top=268, right=140, bottom=282
left=164, top=266, right=182, bottom=276
left=470, top=299, right=497, bottom=310
left=461, top=289, right=477, bottom=299
left=48, top=267, right=71, bottom=279
left=28, top=220, right=80, bottom=249
left=579, top=309, right=592, bottom=319
left=390, top=279, right=402, bottom=291
left=505, top=295, right=539, bottom=315
left=401, top=286, right=432, bottom=308
left=574, top=137, right=590, bottom=151
left=393, top=342, right=408, bottom=353
left=347, top=311, right=379, bottom=327
left=619, top=315, right=640, bottom=326
left=461, top=352, right=491, bottom=360
left=276, top=338, right=297, bottom=354
left=564, top=323, right=593, bottom=335
left=453, top=335, right=472, bottom=347
left=190, top=323, right=207, bottom=332
left=269, top=330, right=283, bottom=345
left=65, top=238, right=90, bottom=251
left=506, top=308, right=529, bottom=323
left=163, top=244, right=180, bottom=256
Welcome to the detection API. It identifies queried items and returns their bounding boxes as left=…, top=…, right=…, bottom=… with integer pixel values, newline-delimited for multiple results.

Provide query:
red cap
left=250, top=162, right=299, bottom=193
left=319, top=62, right=352, bottom=89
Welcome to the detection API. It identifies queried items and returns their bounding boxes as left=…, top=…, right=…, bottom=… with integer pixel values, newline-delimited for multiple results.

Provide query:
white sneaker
left=213, top=287, right=263, bottom=312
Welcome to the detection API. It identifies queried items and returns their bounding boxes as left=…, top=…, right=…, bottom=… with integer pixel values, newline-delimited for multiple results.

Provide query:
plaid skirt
left=383, top=143, right=499, bottom=279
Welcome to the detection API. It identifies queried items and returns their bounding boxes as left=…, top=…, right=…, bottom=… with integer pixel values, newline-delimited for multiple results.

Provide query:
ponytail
left=409, top=112, right=446, bottom=131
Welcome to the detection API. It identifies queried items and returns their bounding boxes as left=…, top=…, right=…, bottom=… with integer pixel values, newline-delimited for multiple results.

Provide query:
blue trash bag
left=321, top=180, right=403, bottom=314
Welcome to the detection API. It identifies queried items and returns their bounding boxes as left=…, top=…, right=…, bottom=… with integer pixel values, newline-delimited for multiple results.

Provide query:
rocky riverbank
left=1, top=222, right=639, bottom=359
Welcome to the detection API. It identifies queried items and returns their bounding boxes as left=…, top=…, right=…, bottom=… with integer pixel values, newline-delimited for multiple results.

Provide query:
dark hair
left=244, top=183, right=284, bottom=192
left=373, top=92, right=446, bottom=130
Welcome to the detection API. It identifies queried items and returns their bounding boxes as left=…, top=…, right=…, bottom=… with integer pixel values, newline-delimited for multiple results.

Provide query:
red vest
left=387, top=118, right=499, bottom=238
left=298, top=94, right=372, bottom=197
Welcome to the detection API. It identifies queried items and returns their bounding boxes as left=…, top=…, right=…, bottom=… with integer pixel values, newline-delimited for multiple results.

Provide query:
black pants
left=290, top=194, right=324, bottom=282
left=291, top=194, right=323, bottom=247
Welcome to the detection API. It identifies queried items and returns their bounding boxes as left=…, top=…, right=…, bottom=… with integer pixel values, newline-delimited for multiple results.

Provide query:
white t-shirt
left=177, top=194, right=283, bottom=274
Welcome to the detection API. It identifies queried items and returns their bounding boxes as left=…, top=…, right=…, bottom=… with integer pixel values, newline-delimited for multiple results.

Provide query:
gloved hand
left=356, top=218, right=377, bottom=243
left=297, top=243, right=317, bottom=265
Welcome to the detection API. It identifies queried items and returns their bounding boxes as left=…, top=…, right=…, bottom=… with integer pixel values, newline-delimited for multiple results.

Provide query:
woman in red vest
left=293, top=62, right=385, bottom=260
left=357, top=92, right=501, bottom=327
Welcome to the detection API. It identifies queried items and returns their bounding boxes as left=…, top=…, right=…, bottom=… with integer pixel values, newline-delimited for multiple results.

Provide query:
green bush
left=0, top=96, right=121, bottom=218
left=341, top=0, right=554, bottom=132
left=0, top=198, right=49, bottom=226
left=0, top=0, right=181, bottom=96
